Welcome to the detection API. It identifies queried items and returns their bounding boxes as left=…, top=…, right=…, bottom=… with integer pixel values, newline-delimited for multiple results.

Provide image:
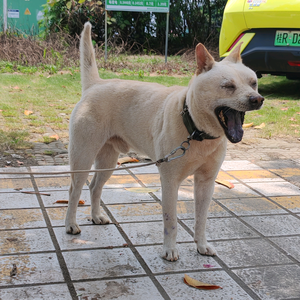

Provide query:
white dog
left=65, top=22, right=264, bottom=261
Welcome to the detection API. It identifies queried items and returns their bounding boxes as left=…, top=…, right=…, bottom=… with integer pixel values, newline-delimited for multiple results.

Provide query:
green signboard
left=1, top=0, right=45, bottom=34
left=106, top=0, right=170, bottom=12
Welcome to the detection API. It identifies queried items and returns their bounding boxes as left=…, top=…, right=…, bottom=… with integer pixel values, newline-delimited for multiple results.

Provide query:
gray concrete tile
left=0, top=209, right=46, bottom=230
left=182, top=218, right=259, bottom=240
left=213, top=184, right=260, bottom=199
left=156, top=271, right=252, bottom=300
left=0, top=228, right=54, bottom=254
left=177, top=200, right=231, bottom=219
left=0, top=178, right=34, bottom=192
left=0, top=167, right=30, bottom=179
left=128, top=164, right=159, bottom=174
left=74, top=277, right=164, bottom=300
left=136, top=243, right=220, bottom=273
left=218, top=197, right=286, bottom=216
left=247, top=181, right=300, bottom=197
left=270, top=236, right=300, bottom=261
left=242, top=215, right=300, bottom=236
left=107, top=203, right=163, bottom=222
left=211, top=239, right=292, bottom=268
left=122, top=221, right=193, bottom=245
left=54, top=224, right=126, bottom=250
left=30, top=165, right=70, bottom=177
left=46, top=206, right=111, bottom=227
left=0, top=192, right=39, bottom=209
left=0, top=253, right=64, bottom=286
left=234, top=265, right=300, bottom=300
left=63, top=248, right=145, bottom=280
left=0, top=284, right=72, bottom=300
left=103, top=175, right=140, bottom=189
left=221, top=160, right=262, bottom=171
left=101, top=188, right=154, bottom=204
left=41, top=189, right=90, bottom=207
left=269, top=196, right=300, bottom=213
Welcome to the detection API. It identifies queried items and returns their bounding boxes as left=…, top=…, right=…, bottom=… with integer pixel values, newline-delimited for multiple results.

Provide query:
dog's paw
left=66, top=223, right=81, bottom=235
left=197, top=243, right=217, bottom=256
left=162, top=247, right=179, bottom=262
left=92, top=214, right=110, bottom=225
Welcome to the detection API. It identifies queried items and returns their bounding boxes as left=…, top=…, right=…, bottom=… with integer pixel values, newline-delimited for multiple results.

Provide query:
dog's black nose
left=249, top=95, right=264, bottom=108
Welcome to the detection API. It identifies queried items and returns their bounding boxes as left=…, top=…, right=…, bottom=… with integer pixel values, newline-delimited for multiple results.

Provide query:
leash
left=0, top=140, right=191, bottom=176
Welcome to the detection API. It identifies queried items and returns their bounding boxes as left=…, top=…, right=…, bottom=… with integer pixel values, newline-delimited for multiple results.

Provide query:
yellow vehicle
left=219, top=0, right=300, bottom=79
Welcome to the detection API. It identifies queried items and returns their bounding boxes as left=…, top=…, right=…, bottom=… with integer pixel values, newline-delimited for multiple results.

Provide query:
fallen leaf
left=54, top=200, right=85, bottom=205
left=24, top=110, right=33, bottom=116
left=117, top=157, right=139, bottom=165
left=215, top=179, right=234, bottom=189
left=49, top=104, right=55, bottom=107
left=242, top=122, right=253, bottom=128
left=254, top=122, right=265, bottom=129
left=17, top=160, right=24, bottom=165
left=281, top=107, right=288, bottom=111
left=62, top=85, right=66, bottom=88
left=296, top=112, right=300, bottom=115
left=50, top=134, right=59, bottom=140
left=184, top=274, right=222, bottom=290
left=10, top=264, right=17, bottom=277
left=13, top=86, right=19, bottom=90
left=125, top=187, right=160, bottom=193
left=289, top=117, right=297, bottom=121
left=47, top=75, right=51, bottom=78
left=203, top=264, right=215, bottom=268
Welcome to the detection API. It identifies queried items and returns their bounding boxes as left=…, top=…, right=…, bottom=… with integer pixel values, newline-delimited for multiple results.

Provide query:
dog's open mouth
left=215, top=107, right=245, bottom=144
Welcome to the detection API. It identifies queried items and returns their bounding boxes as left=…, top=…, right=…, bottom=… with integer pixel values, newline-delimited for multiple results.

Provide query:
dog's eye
left=251, top=81, right=257, bottom=89
left=222, top=83, right=236, bottom=90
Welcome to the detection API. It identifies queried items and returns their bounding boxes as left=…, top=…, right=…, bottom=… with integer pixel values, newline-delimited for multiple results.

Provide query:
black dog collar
left=181, top=99, right=218, bottom=141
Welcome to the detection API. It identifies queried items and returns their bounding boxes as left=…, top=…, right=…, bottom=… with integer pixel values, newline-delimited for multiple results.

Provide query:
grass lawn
left=0, top=70, right=299, bottom=150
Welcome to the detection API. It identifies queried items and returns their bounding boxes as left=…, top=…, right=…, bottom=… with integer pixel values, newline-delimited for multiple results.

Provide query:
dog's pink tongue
left=226, top=110, right=243, bottom=143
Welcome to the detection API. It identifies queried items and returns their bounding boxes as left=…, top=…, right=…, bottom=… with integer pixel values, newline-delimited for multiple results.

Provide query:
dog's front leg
left=161, top=175, right=180, bottom=261
left=194, top=171, right=217, bottom=256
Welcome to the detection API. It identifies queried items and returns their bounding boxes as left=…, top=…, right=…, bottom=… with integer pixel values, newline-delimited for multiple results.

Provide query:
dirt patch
left=0, top=153, right=38, bottom=168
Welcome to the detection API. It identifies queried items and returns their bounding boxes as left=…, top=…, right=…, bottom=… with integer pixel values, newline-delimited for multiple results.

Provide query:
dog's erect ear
left=224, top=42, right=243, bottom=63
left=195, top=43, right=215, bottom=75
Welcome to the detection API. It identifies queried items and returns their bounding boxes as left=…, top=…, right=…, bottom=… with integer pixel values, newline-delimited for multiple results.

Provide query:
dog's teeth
left=219, top=111, right=227, bottom=127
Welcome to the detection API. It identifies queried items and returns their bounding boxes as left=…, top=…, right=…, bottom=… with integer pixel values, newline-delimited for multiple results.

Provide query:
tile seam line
left=215, top=199, right=300, bottom=265
left=221, top=170, right=300, bottom=220
left=84, top=178, right=171, bottom=300
left=126, top=168, right=261, bottom=299
left=28, top=167, right=78, bottom=300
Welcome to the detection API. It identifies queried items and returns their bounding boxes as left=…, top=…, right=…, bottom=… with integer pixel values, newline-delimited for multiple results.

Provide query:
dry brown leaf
left=13, top=86, right=19, bottom=90
left=254, top=122, right=265, bottom=129
left=117, top=157, right=139, bottom=165
left=125, top=187, right=160, bottom=193
left=290, top=117, right=297, bottom=121
left=50, top=134, right=59, bottom=140
left=281, top=107, right=288, bottom=111
left=54, top=200, right=85, bottom=205
left=24, top=110, right=33, bottom=116
left=242, top=122, right=253, bottom=128
left=184, top=274, right=222, bottom=290
left=47, top=75, right=51, bottom=78
left=215, top=179, right=234, bottom=189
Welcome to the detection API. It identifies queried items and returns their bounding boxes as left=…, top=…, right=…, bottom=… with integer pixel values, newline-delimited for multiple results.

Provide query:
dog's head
left=188, top=43, right=264, bottom=144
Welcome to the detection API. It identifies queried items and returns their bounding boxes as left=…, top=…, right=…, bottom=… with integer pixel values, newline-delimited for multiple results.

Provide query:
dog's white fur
left=65, top=22, right=263, bottom=261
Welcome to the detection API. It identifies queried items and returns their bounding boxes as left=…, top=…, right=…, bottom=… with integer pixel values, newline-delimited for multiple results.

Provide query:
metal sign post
left=105, top=0, right=170, bottom=63
left=3, top=0, right=7, bottom=31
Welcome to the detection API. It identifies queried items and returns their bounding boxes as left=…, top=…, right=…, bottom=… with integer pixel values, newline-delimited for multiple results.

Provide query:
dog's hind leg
left=89, top=142, right=120, bottom=225
left=66, top=138, right=104, bottom=234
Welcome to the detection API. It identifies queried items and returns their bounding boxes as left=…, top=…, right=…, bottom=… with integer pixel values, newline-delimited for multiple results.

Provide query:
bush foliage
left=40, top=0, right=226, bottom=54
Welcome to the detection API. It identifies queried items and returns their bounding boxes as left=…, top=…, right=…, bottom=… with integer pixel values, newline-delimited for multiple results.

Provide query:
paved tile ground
left=0, top=160, right=300, bottom=300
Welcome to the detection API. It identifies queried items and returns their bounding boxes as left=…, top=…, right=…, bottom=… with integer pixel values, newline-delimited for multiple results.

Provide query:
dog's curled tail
left=80, top=22, right=100, bottom=92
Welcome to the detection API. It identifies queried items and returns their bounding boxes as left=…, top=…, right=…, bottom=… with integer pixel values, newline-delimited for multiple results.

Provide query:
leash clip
left=163, top=139, right=191, bottom=163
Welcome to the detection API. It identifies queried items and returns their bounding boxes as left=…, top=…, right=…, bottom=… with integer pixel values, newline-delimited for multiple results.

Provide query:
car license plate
left=275, top=30, right=300, bottom=46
